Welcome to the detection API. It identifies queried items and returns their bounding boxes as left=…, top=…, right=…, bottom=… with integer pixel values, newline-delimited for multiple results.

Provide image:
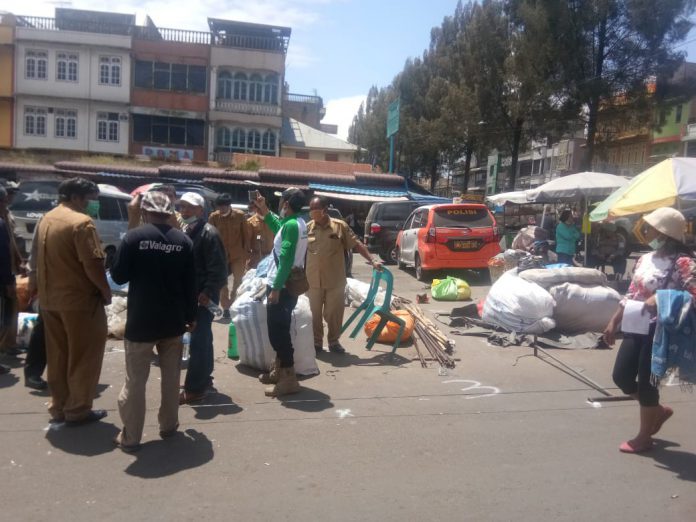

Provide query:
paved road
left=1, top=259, right=694, bottom=521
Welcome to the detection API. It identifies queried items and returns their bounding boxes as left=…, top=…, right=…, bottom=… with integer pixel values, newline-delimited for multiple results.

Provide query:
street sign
left=386, top=98, right=400, bottom=138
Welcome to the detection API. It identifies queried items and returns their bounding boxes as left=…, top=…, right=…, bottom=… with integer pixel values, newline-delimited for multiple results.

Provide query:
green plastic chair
left=341, top=267, right=406, bottom=354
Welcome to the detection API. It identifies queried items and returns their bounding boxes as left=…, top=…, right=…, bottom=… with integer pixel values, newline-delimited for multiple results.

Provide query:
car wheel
left=381, top=247, right=397, bottom=265
left=396, top=248, right=405, bottom=269
left=415, top=253, right=429, bottom=282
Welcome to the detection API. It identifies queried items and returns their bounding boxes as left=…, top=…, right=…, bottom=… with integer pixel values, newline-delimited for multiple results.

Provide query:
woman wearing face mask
left=603, top=207, right=696, bottom=453
left=555, top=208, right=581, bottom=266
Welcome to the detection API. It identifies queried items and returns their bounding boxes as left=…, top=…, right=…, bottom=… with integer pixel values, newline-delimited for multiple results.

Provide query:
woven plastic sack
left=363, top=310, right=414, bottom=343
left=431, top=276, right=471, bottom=301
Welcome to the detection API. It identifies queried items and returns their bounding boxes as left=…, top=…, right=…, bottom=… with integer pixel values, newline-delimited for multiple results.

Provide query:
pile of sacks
left=482, top=267, right=621, bottom=334
left=231, top=258, right=319, bottom=376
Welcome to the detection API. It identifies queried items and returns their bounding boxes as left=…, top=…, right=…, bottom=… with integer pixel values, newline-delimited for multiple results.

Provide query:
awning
left=309, top=183, right=409, bottom=202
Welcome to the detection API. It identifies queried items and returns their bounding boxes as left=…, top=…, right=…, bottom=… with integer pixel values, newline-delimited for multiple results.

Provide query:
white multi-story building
left=208, top=19, right=289, bottom=163
left=13, top=9, right=131, bottom=155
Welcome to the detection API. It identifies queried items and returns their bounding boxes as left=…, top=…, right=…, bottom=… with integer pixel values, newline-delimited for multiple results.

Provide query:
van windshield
left=10, top=182, right=59, bottom=213
left=434, top=207, right=492, bottom=228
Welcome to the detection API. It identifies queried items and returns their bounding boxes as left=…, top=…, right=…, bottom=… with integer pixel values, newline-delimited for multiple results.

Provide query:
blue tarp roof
left=309, top=183, right=408, bottom=198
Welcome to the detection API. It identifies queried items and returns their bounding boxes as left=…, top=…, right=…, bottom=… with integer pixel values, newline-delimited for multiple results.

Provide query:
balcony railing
left=134, top=25, right=211, bottom=45
left=214, top=99, right=281, bottom=117
left=686, top=123, right=696, bottom=138
left=17, top=15, right=133, bottom=36
left=213, top=33, right=288, bottom=52
left=284, top=93, right=323, bottom=105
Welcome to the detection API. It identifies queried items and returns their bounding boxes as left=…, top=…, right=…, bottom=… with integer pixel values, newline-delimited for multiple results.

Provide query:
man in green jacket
left=253, top=188, right=308, bottom=397
left=555, top=208, right=581, bottom=266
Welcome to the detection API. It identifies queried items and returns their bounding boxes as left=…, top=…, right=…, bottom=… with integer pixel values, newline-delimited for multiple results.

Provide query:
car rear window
left=434, top=207, right=493, bottom=228
left=380, top=203, right=418, bottom=221
left=10, top=182, right=59, bottom=212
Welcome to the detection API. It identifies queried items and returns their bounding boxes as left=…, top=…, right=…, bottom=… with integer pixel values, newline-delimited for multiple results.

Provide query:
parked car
left=395, top=203, right=501, bottom=281
left=11, top=180, right=132, bottom=268
left=364, top=200, right=424, bottom=264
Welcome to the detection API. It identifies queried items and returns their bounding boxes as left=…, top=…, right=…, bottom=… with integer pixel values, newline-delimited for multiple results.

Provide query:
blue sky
left=11, top=1, right=696, bottom=139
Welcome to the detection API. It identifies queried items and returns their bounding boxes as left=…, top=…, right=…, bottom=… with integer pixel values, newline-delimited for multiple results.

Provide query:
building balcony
left=213, top=99, right=281, bottom=117
left=683, top=123, right=696, bottom=141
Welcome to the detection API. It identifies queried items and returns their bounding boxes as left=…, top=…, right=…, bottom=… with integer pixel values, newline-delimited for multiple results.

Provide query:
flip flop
left=619, top=439, right=653, bottom=454
left=652, top=406, right=673, bottom=436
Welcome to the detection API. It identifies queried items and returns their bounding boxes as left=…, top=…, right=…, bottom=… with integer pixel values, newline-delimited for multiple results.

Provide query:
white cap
left=179, top=192, right=205, bottom=207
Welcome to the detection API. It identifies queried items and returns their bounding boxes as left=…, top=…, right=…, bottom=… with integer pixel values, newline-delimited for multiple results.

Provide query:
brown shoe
left=179, top=390, right=206, bottom=405
left=264, top=367, right=300, bottom=397
left=259, top=357, right=281, bottom=385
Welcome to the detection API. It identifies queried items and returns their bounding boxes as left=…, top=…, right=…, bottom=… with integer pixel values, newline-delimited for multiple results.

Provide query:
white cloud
left=323, top=94, right=366, bottom=141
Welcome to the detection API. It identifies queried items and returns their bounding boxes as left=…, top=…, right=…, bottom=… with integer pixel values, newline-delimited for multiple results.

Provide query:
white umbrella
left=526, top=172, right=628, bottom=265
left=486, top=190, right=530, bottom=205
left=526, top=171, right=628, bottom=203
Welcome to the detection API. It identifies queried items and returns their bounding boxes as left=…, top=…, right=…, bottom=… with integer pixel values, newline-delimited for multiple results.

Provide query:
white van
left=11, top=181, right=132, bottom=268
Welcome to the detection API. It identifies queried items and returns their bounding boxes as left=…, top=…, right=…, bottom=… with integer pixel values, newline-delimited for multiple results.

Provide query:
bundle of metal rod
left=392, top=296, right=456, bottom=369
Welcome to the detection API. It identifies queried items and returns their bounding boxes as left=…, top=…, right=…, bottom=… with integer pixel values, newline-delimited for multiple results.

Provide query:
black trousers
left=266, top=288, right=298, bottom=368
left=24, top=314, right=46, bottom=380
left=612, top=325, right=659, bottom=407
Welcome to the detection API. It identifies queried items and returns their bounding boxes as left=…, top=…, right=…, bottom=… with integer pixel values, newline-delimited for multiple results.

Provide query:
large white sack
left=482, top=270, right=556, bottom=334
left=345, top=277, right=388, bottom=308
left=550, top=283, right=621, bottom=333
left=520, top=267, right=607, bottom=289
left=232, top=292, right=319, bottom=376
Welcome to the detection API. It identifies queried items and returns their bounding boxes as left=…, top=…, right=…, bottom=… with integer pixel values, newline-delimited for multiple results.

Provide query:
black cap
left=215, top=193, right=233, bottom=206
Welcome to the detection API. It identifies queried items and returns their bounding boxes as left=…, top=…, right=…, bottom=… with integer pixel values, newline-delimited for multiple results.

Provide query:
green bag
left=431, top=276, right=471, bottom=301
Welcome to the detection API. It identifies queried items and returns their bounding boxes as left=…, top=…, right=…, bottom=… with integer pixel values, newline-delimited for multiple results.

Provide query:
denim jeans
left=267, top=288, right=298, bottom=368
left=557, top=252, right=575, bottom=265
left=184, top=305, right=214, bottom=394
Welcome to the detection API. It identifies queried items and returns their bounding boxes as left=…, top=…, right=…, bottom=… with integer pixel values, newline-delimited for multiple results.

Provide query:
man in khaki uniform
left=306, top=196, right=381, bottom=354
left=37, top=178, right=111, bottom=425
left=127, top=184, right=184, bottom=230
left=208, top=193, right=250, bottom=314
left=246, top=201, right=275, bottom=269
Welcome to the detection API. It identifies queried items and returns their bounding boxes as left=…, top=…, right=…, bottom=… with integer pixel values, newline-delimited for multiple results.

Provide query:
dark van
left=364, top=200, right=424, bottom=264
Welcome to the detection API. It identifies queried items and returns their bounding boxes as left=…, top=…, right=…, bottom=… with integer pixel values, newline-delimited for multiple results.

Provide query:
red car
left=395, top=203, right=501, bottom=281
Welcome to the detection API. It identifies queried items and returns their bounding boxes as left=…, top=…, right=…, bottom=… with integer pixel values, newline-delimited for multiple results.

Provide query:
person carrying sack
left=252, top=188, right=308, bottom=397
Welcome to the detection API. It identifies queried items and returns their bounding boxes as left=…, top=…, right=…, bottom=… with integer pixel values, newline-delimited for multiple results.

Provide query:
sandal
left=619, top=439, right=653, bottom=454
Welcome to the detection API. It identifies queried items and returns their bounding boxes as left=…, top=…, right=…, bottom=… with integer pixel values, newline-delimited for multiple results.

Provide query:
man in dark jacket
left=0, top=187, right=13, bottom=375
left=111, top=191, right=197, bottom=451
left=178, top=192, right=227, bottom=404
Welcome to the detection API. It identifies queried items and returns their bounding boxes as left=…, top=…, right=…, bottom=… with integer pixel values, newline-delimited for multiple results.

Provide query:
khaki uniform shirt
left=37, top=205, right=105, bottom=311
left=208, top=209, right=250, bottom=262
left=127, top=204, right=184, bottom=230
left=247, top=213, right=275, bottom=258
left=306, top=217, right=358, bottom=289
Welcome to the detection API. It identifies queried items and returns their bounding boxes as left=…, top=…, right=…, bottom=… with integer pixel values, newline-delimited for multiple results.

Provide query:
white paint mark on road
left=335, top=408, right=354, bottom=419
left=442, top=379, right=500, bottom=400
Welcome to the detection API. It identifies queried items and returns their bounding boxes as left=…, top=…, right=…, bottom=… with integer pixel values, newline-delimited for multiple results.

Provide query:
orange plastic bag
left=364, top=310, right=415, bottom=344
left=16, top=277, right=31, bottom=312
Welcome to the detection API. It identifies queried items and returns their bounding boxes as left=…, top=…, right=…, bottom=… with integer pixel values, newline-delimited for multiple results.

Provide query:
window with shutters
left=55, top=109, right=77, bottom=139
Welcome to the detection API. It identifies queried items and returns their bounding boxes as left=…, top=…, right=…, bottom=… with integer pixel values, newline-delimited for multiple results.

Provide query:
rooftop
left=281, top=118, right=359, bottom=153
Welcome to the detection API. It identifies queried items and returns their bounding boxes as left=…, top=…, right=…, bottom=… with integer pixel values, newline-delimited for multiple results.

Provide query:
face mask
left=183, top=215, right=198, bottom=225
left=649, top=238, right=665, bottom=251
left=85, top=200, right=100, bottom=218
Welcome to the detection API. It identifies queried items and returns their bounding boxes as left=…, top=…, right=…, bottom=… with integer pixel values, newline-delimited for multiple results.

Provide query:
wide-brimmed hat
left=643, top=207, right=686, bottom=243
left=179, top=192, right=205, bottom=207
left=141, top=191, right=173, bottom=215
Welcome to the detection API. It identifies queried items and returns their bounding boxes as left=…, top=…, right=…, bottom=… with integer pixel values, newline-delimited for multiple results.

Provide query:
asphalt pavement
left=1, top=258, right=694, bottom=521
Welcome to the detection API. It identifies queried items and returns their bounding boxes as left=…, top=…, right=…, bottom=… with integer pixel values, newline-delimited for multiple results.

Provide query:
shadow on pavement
left=280, top=388, right=333, bottom=413
left=124, top=429, right=213, bottom=479
left=191, top=392, right=243, bottom=420
left=0, top=372, right=19, bottom=388
left=45, top=420, right=119, bottom=456
left=317, top=350, right=410, bottom=368
left=94, top=383, right=110, bottom=398
left=650, top=440, right=696, bottom=482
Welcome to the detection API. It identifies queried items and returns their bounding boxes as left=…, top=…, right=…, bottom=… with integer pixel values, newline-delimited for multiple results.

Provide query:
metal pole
left=389, top=134, right=395, bottom=173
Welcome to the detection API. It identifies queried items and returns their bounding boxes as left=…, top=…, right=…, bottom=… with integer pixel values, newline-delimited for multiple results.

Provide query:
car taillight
left=426, top=227, right=437, bottom=243
left=370, top=223, right=382, bottom=235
